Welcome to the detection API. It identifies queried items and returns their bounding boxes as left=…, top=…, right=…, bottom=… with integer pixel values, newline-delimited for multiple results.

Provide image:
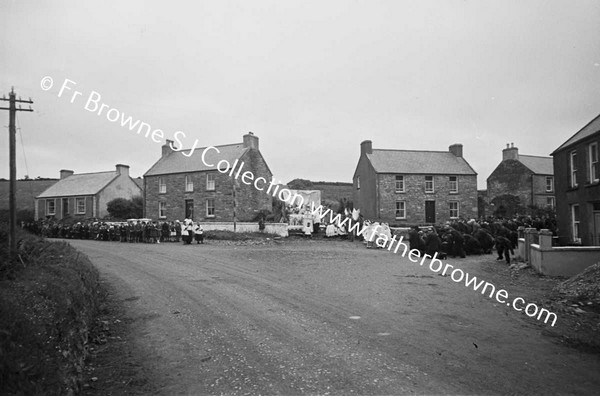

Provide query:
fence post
left=523, top=228, right=536, bottom=263
left=539, top=229, right=553, bottom=251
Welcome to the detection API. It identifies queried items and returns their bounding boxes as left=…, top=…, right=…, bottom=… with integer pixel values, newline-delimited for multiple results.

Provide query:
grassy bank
left=203, top=230, right=281, bottom=241
left=0, top=227, right=100, bottom=395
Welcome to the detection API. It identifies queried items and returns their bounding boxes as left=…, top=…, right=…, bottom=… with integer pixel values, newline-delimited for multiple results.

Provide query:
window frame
left=158, top=202, right=167, bottom=219
left=425, top=175, right=434, bottom=193
left=395, top=175, right=405, bottom=193
left=185, top=175, right=194, bottom=192
left=356, top=176, right=360, bottom=190
left=395, top=200, right=406, bottom=219
left=449, top=176, right=458, bottom=194
left=47, top=199, right=56, bottom=215
left=569, top=150, right=578, bottom=188
left=159, top=177, right=167, bottom=194
left=206, top=198, right=215, bottom=218
left=76, top=197, right=86, bottom=214
left=571, top=204, right=580, bottom=243
left=546, top=196, right=555, bottom=209
left=449, top=201, right=460, bottom=219
left=589, top=142, right=599, bottom=183
left=206, top=173, right=216, bottom=191
left=545, top=176, right=554, bottom=192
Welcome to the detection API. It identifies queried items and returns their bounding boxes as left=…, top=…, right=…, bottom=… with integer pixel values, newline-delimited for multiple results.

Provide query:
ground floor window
left=76, top=197, right=86, bottom=214
left=159, top=202, right=167, bottom=218
left=47, top=199, right=56, bottom=215
left=395, top=200, right=406, bottom=219
left=571, top=204, right=580, bottom=243
left=546, top=197, right=555, bottom=209
left=206, top=199, right=215, bottom=217
left=449, top=201, right=459, bottom=219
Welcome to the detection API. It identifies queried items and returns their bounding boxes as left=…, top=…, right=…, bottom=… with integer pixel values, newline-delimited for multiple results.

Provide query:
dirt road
left=70, top=239, right=600, bottom=395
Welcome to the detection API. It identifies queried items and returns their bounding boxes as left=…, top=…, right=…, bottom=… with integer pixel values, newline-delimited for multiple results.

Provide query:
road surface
left=70, top=239, right=600, bottom=395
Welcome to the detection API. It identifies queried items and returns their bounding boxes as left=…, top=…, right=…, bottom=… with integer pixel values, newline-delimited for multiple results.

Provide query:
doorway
left=425, top=201, right=436, bottom=223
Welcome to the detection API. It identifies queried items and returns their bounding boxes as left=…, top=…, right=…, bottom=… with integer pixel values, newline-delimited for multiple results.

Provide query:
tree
left=106, top=196, right=143, bottom=219
left=286, top=179, right=314, bottom=190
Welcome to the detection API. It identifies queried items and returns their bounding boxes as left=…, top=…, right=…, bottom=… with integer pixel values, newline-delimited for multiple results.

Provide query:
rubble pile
left=553, top=263, right=600, bottom=308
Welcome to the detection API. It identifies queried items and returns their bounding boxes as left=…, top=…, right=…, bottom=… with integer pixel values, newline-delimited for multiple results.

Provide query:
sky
left=1, top=0, right=600, bottom=189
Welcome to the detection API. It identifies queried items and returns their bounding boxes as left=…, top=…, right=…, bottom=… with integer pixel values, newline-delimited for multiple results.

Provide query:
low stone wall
left=530, top=244, right=600, bottom=277
left=201, top=222, right=289, bottom=237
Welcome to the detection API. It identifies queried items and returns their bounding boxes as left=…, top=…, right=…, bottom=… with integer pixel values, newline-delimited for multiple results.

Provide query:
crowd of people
left=23, top=218, right=205, bottom=245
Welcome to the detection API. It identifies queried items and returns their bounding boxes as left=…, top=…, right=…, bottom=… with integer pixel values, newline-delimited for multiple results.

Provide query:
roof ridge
left=66, top=170, right=116, bottom=176
left=372, top=148, right=450, bottom=154
left=519, top=154, right=552, bottom=159
left=178, top=142, right=244, bottom=152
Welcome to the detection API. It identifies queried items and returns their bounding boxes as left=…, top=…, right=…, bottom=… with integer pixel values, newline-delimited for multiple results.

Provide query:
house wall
left=35, top=196, right=94, bottom=220
left=376, top=173, right=478, bottom=225
left=200, top=222, right=288, bottom=237
left=532, top=174, right=555, bottom=208
left=553, top=131, right=600, bottom=246
left=145, top=148, right=273, bottom=222
left=97, top=174, right=143, bottom=218
left=487, top=160, right=533, bottom=209
left=352, top=155, right=377, bottom=219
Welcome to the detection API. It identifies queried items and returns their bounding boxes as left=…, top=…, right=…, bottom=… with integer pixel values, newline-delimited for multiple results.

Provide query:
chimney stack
left=116, top=164, right=130, bottom=176
left=243, top=132, right=259, bottom=150
left=502, top=143, right=519, bottom=161
left=361, top=140, right=373, bottom=155
left=162, top=139, right=174, bottom=157
left=60, top=169, right=74, bottom=179
left=449, top=143, right=463, bottom=157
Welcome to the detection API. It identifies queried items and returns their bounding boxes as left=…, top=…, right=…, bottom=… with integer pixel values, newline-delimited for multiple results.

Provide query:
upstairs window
left=449, top=176, right=458, bottom=193
left=395, top=175, right=405, bottom=192
left=425, top=176, right=434, bottom=193
left=569, top=150, right=578, bottom=188
left=206, top=173, right=215, bottom=191
left=589, top=142, right=598, bottom=183
left=185, top=175, right=194, bottom=192
left=159, top=177, right=166, bottom=194
left=545, top=176, right=554, bottom=192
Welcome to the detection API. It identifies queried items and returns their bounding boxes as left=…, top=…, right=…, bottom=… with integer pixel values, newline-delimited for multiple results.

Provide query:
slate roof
left=144, top=143, right=249, bottom=176
left=518, top=155, right=553, bottom=175
left=36, top=172, right=118, bottom=198
left=366, top=149, right=477, bottom=175
left=553, top=113, right=600, bottom=153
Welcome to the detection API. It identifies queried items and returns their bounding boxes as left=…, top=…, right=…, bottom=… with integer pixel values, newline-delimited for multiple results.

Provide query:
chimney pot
left=116, top=164, right=130, bottom=176
left=60, top=169, right=74, bottom=179
left=502, top=144, right=519, bottom=161
left=449, top=143, right=463, bottom=157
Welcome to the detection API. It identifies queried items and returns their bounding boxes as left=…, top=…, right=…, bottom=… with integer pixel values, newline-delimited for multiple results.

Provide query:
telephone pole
left=0, top=88, right=34, bottom=257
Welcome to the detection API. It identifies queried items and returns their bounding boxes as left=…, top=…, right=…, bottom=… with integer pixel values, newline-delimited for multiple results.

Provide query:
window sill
left=585, top=181, right=600, bottom=188
left=395, top=191, right=405, bottom=194
left=395, top=217, right=406, bottom=220
left=205, top=215, right=215, bottom=219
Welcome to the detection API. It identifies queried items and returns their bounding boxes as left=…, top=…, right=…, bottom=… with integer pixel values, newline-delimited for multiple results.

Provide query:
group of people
left=23, top=219, right=205, bottom=245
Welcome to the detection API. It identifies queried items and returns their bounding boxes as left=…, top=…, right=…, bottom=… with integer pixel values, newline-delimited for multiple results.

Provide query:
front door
left=62, top=198, right=69, bottom=217
left=425, top=200, right=436, bottom=223
left=185, top=199, right=194, bottom=220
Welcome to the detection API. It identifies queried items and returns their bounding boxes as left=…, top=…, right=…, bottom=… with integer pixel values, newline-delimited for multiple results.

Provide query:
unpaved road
left=70, top=239, right=600, bottom=395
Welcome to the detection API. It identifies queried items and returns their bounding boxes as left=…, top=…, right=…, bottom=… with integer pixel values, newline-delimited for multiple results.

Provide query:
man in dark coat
left=495, top=235, right=514, bottom=264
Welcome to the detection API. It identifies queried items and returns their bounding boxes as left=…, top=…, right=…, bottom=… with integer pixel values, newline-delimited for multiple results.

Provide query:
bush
left=106, top=196, right=143, bottom=220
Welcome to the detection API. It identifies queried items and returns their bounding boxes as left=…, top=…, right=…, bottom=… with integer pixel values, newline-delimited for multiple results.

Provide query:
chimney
left=162, top=139, right=174, bottom=157
left=361, top=140, right=373, bottom=155
left=449, top=143, right=463, bottom=157
left=60, top=169, right=74, bottom=179
left=243, top=132, right=259, bottom=150
left=502, top=143, right=519, bottom=161
left=116, top=164, right=130, bottom=176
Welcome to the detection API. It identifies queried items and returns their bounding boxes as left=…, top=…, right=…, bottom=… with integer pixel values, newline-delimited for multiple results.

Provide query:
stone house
left=486, top=143, right=554, bottom=217
left=551, top=114, right=600, bottom=246
left=35, top=165, right=142, bottom=220
left=143, top=133, right=273, bottom=222
left=353, top=140, right=478, bottom=225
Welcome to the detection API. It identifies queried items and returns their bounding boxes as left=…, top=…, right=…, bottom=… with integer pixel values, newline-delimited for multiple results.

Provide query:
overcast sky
left=1, top=0, right=600, bottom=189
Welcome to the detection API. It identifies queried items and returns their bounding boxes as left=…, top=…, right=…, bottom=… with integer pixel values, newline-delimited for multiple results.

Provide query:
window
left=425, top=176, right=434, bottom=193
left=76, top=197, right=86, bottom=214
left=569, top=150, right=578, bottom=188
left=545, top=176, right=554, bottom=192
left=159, top=177, right=166, bottom=193
left=47, top=199, right=56, bottom=215
left=185, top=175, right=193, bottom=192
left=449, top=201, right=459, bottom=219
left=206, top=198, right=215, bottom=217
left=159, top=202, right=167, bottom=218
left=395, top=175, right=405, bottom=192
left=589, top=142, right=599, bottom=183
left=449, top=176, right=458, bottom=193
left=356, top=176, right=360, bottom=190
left=571, top=204, right=580, bottom=243
left=395, top=201, right=406, bottom=219
left=206, top=173, right=215, bottom=191
left=546, top=197, right=555, bottom=209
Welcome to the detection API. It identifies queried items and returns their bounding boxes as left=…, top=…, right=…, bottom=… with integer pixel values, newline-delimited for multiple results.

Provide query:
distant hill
left=0, top=179, right=58, bottom=211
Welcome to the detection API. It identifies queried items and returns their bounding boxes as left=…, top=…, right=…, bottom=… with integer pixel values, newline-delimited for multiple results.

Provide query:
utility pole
left=0, top=88, right=34, bottom=257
